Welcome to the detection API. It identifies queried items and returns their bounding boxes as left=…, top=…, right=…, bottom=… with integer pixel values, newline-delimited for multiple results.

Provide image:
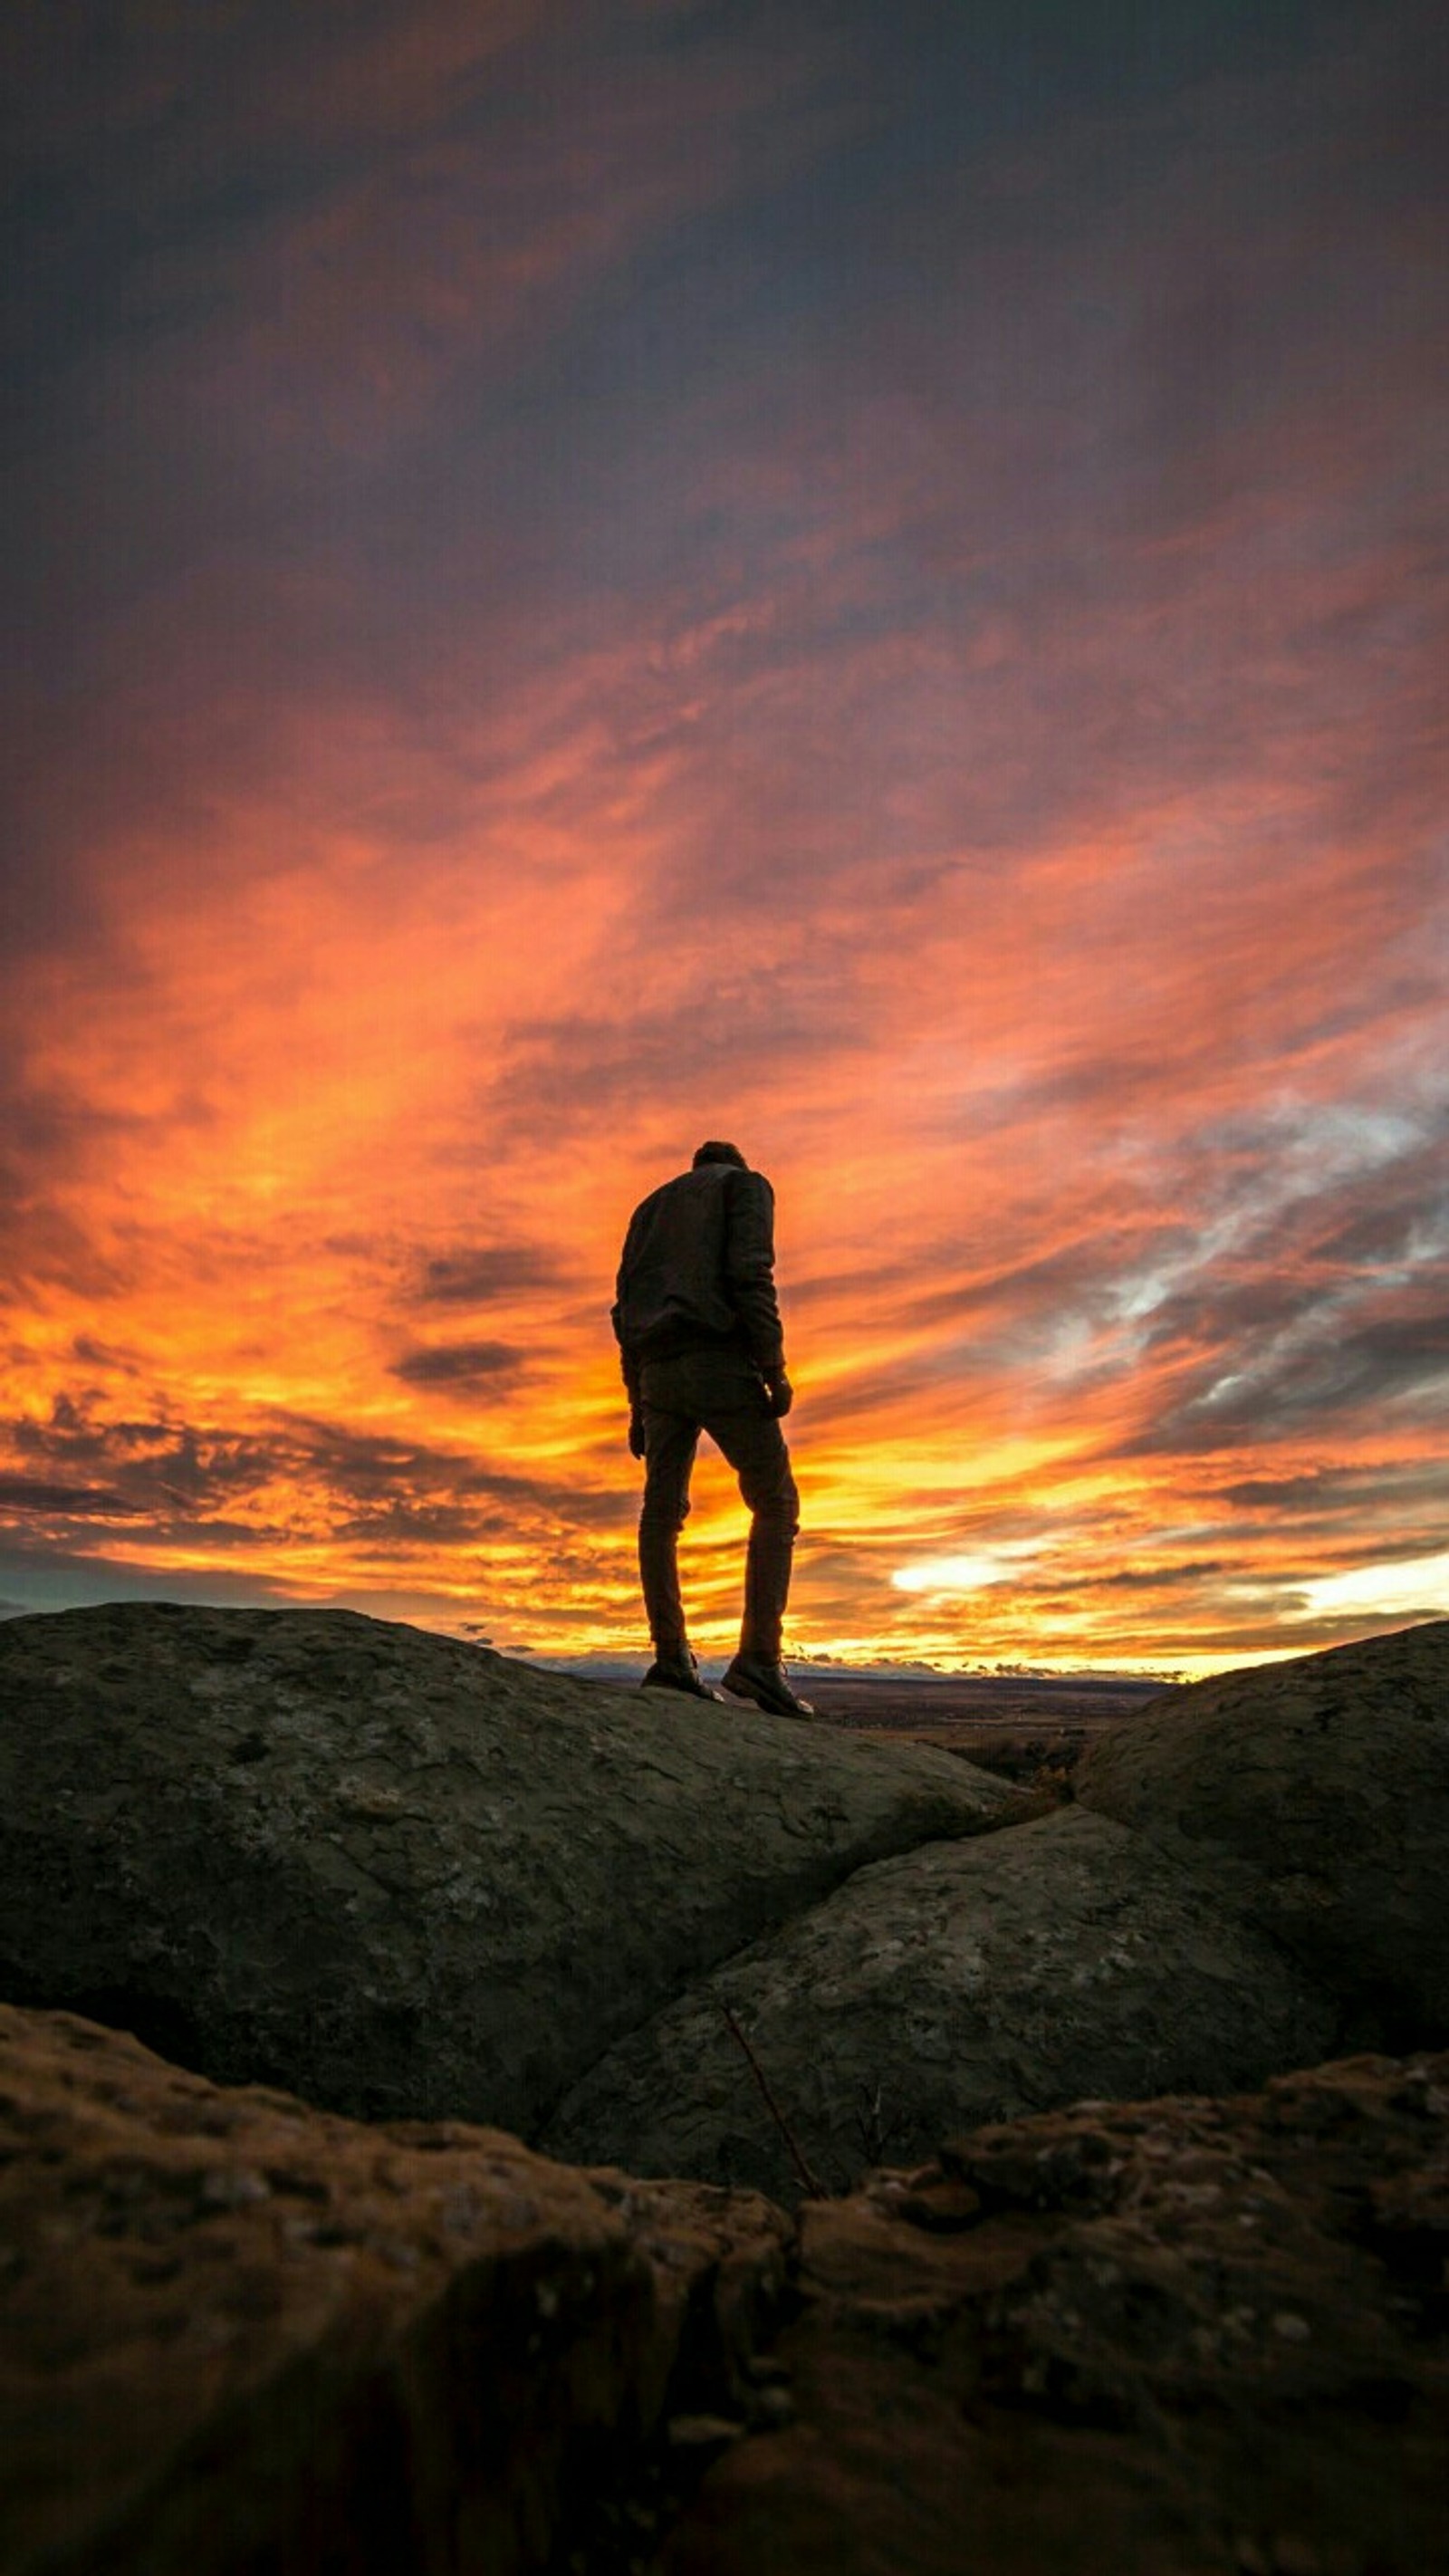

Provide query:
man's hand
left=629, top=1406, right=648, bottom=1459
left=765, top=1368, right=793, bottom=1419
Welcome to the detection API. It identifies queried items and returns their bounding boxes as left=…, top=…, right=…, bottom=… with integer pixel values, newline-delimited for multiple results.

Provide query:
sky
left=3, top=0, right=1446, bottom=1674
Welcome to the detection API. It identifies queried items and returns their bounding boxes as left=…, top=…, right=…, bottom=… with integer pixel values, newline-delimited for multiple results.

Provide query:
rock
left=7, top=2006, right=1448, bottom=2576
left=0, top=2001, right=790, bottom=2576
left=542, top=1808, right=1339, bottom=2201
left=0, top=1604, right=1013, bottom=2134
left=1080, top=1620, right=1449, bottom=2045
left=662, top=2049, right=1449, bottom=2576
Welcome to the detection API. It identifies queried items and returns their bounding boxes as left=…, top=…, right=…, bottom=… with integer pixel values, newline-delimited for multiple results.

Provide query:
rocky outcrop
left=6, top=2003, right=1447, bottom=2576
left=0, top=2002, right=789, bottom=2576
left=663, top=2049, right=1449, bottom=2576
left=1080, top=1619, right=1449, bottom=2044
left=543, top=1809, right=1340, bottom=2202
left=6, top=1605, right=1445, bottom=2219
left=0, top=1604, right=1013, bottom=2134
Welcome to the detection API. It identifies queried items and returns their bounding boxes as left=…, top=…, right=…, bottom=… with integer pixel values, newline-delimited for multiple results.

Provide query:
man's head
left=693, top=1139, right=748, bottom=1171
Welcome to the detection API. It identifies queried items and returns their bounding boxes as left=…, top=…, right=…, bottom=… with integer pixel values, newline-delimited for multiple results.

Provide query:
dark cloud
left=1281, top=1610, right=1449, bottom=1648
left=1160, top=1609, right=1447, bottom=1656
left=11, top=1404, right=278, bottom=1502
left=1220, top=1462, right=1449, bottom=1515
left=390, top=1340, right=523, bottom=1388
left=70, top=1332, right=142, bottom=1371
left=332, top=1499, right=516, bottom=1548
left=0, top=0, right=862, bottom=953
left=13, top=5, right=1415, bottom=959
left=1308, top=1181, right=1449, bottom=1271
left=788, top=1258, right=919, bottom=1312
left=246, top=1414, right=468, bottom=1502
left=491, top=984, right=852, bottom=1132
left=414, top=1246, right=566, bottom=1303
left=0, top=1390, right=617, bottom=1553
left=898, top=1231, right=1156, bottom=1340
left=0, top=1475, right=147, bottom=1519
left=1127, top=1299, right=1449, bottom=1455
left=1084, top=1562, right=1232, bottom=1591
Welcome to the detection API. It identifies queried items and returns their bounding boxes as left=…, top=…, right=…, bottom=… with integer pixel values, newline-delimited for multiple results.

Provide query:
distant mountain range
left=519, top=1652, right=1182, bottom=1689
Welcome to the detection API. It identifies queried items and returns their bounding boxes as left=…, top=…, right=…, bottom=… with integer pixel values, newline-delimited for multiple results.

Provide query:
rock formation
left=662, top=2047, right=1449, bottom=2576
left=5, top=1609, right=1449, bottom=2571
left=544, top=1619, right=1449, bottom=2199
left=1079, top=1619, right=1449, bottom=2045
left=5, top=2003, right=1446, bottom=2576
left=5, top=1605, right=1445, bottom=2206
left=0, top=2003, right=788, bottom=2576
left=543, top=1807, right=1339, bottom=2203
left=0, top=1603, right=1012, bottom=2137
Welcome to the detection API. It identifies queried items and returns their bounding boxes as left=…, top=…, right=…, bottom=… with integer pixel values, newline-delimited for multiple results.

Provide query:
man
left=612, top=1139, right=812, bottom=1718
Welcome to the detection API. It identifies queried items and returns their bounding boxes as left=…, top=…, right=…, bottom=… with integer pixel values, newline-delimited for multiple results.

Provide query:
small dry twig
left=854, top=2074, right=908, bottom=2167
left=720, top=2003, right=826, bottom=2198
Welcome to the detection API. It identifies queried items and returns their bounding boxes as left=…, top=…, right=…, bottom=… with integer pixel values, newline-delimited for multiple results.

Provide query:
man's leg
left=708, top=1404, right=800, bottom=1663
left=638, top=1405, right=699, bottom=1662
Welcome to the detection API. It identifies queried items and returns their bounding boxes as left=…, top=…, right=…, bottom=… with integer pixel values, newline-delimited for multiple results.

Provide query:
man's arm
left=724, top=1170, right=788, bottom=1387
left=610, top=1295, right=647, bottom=1455
left=610, top=1298, right=641, bottom=1404
left=611, top=1202, right=645, bottom=1403
left=611, top=1204, right=648, bottom=1458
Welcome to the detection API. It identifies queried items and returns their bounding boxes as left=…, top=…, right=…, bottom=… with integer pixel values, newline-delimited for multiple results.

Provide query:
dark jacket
left=612, top=1161, right=786, bottom=1402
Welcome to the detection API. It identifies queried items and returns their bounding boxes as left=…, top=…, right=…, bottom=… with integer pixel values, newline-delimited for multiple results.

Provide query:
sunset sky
left=4, top=0, right=1445, bottom=1673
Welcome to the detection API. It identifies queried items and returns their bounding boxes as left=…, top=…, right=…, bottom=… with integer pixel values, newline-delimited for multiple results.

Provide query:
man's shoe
left=642, top=1650, right=725, bottom=1703
left=720, top=1654, right=815, bottom=1719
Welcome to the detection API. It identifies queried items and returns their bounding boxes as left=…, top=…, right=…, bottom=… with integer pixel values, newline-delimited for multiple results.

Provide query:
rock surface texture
left=663, top=2050, right=1449, bottom=2576
left=1080, top=1619, right=1449, bottom=2045
left=0, top=1603, right=1013, bottom=2132
left=0, top=2004, right=790, bottom=2576
left=5, top=2005, right=1447, bottom=2576
left=543, top=1808, right=1340, bottom=2203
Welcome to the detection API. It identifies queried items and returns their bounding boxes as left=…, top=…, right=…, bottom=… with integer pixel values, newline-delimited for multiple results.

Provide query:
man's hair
left=692, top=1139, right=747, bottom=1170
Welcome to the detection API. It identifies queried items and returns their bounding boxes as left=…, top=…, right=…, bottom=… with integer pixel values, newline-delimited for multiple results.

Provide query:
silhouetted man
left=612, top=1140, right=812, bottom=1717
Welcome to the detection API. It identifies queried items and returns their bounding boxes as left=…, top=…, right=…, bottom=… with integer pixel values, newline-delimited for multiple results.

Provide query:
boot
left=642, top=1648, right=725, bottom=1703
left=720, top=1653, right=815, bottom=1719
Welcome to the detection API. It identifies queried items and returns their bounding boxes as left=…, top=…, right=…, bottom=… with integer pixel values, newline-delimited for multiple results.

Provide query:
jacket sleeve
left=612, top=1221, right=642, bottom=1404
left=725, top=1171, right=786, bottom=1374
left=610, top=1302, right=640, bottom=1404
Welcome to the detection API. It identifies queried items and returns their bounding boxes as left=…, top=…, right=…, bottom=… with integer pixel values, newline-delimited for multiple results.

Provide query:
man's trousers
left=637, top=1347, right=800, bottom=1662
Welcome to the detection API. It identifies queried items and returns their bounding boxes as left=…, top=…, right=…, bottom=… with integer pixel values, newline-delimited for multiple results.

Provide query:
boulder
left=543, top=1808, right=1339, bottom=2202
left=663, top=2048, right=1449, bottom=2576
left=0, top=1603, right=1014, bottom=2132
left=10, top=2002, right=1448, bottom=2576
left=1080, top=1620, right=1449, bottom=2045
left=0, top=2002, right=790, bottom=2576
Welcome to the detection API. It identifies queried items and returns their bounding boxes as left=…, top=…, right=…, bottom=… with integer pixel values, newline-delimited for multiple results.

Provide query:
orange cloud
left=3, top=1, right=1445, bottom=1666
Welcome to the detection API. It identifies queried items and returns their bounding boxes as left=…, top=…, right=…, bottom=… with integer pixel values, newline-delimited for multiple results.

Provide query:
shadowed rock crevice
left=0, top=1966, right=216, bottom=2081
left=542, top=1806, right=1343, bottom=2202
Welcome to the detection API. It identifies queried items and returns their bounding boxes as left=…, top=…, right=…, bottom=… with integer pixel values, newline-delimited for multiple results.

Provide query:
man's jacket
left=612, top=1161, right=786, bottom=1401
